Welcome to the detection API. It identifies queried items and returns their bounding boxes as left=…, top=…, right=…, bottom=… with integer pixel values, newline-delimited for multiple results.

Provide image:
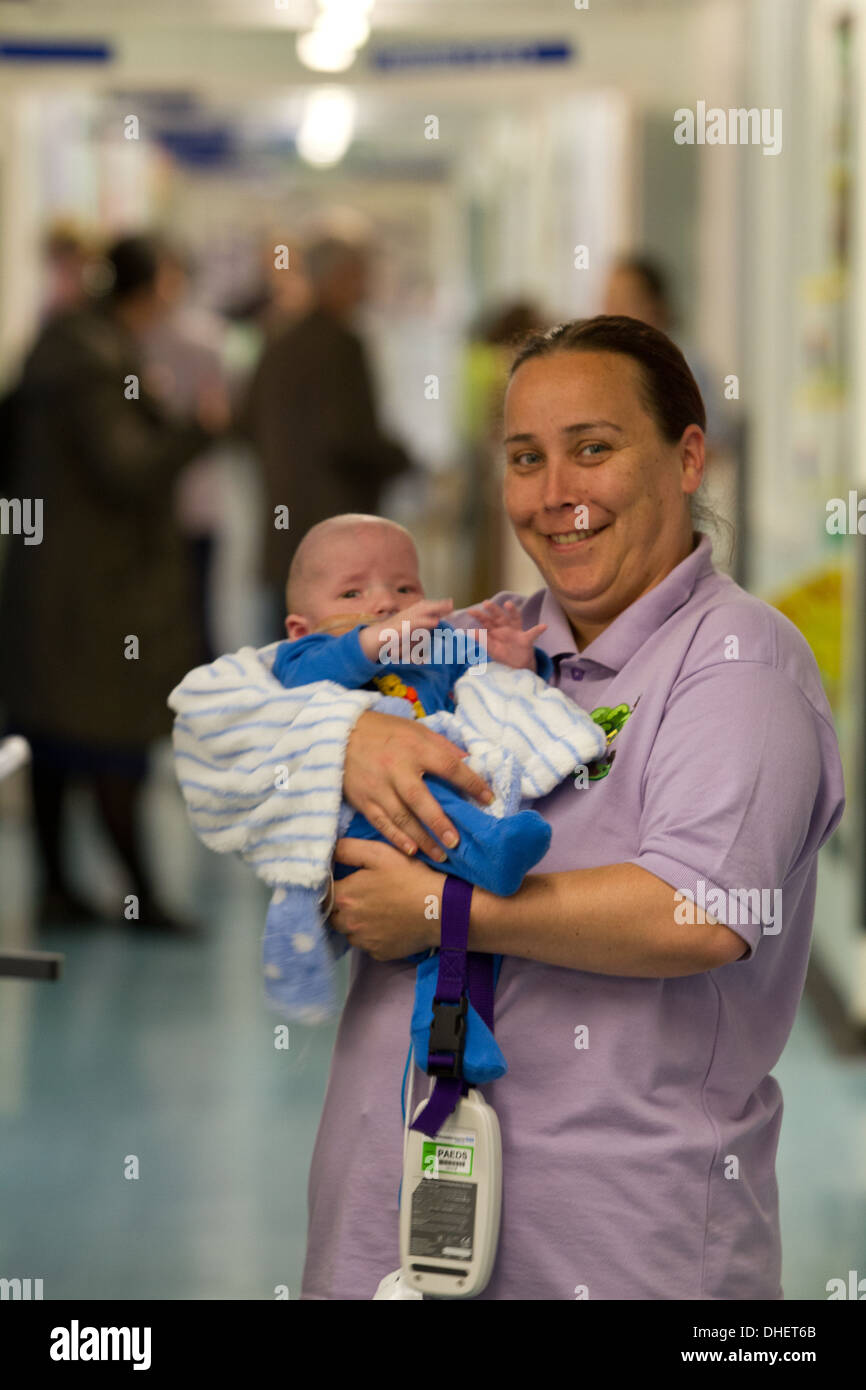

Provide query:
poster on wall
left=769, top=10, right=860, bottom=866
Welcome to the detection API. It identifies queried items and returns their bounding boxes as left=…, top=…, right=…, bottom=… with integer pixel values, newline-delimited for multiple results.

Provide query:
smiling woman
left=168, top=313, right=845, bottom=1301
left=500, top=316, right=708, bottom=649
left=297, top=314, right=845, bottom=1300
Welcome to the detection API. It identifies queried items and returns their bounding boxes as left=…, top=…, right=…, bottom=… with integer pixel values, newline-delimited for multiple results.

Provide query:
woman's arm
left=330, top=840, right=746, bottom=973
left=334, top=656, right=834, bottom=976
left=467, top=863, right=747, bottom=974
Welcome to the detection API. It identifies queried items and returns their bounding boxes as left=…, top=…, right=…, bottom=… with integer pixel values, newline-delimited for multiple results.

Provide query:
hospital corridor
left=0, top=0, right=865, bottom=1349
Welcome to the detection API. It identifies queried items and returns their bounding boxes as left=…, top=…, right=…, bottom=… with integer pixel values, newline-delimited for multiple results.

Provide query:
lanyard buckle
left=427, top=994, right=468, bottom=1078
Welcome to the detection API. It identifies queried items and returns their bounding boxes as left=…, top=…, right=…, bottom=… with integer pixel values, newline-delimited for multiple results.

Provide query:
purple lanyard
left=410, top=875, right=495, bottom=1138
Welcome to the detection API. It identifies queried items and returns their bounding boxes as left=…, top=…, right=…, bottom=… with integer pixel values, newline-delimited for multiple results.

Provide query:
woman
left=0, top=234, right=226, bottom=929
left=289, top=315, right=844, bottom=1300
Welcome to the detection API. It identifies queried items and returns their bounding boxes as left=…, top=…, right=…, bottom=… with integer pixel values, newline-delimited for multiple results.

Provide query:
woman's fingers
left=420, top=728, right=494, bottom=802
left=360, top=796, right=447, bottom=861
left=333, top=836, right=399, bottom=868
left=344, top=710, right=494, bottom=855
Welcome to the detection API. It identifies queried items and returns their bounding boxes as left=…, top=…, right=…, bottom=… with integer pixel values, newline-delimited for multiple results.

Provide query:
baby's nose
left=371, top=593, right=398, bottom=614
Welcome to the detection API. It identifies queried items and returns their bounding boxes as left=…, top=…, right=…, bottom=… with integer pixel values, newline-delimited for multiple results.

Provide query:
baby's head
left=285, top=513, right=424, bottom=640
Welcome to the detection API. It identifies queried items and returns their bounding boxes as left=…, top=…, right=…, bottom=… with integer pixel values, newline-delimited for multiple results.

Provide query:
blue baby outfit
left=263, top=622, right=554, bottom=1075
left=168, top=631, right=608, bottom=1078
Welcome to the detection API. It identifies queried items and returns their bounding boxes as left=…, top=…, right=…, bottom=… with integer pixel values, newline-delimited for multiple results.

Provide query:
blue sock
left=338, top=779, right=549, bottom=898
left=261, top=884, right=338, bottom=1022
left=414, top=775, right=551, bottom=895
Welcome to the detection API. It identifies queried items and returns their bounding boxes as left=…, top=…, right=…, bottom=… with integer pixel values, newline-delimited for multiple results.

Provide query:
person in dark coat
left=239, top=235, right=412, bottom=635
left=0, top=234, right=227, bottom=929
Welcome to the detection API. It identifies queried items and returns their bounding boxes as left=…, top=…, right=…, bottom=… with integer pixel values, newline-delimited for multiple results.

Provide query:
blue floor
left=0, top=756, right=864, bottom=1300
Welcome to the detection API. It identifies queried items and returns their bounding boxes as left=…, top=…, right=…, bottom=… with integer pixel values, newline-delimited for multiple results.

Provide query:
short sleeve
left=626, top=661, right=835, bottom=962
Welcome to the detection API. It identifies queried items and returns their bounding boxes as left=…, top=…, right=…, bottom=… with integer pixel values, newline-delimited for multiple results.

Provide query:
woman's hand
left=343, top=709, right=494, bottom=859
left=330, top=838, right=444, bottom=960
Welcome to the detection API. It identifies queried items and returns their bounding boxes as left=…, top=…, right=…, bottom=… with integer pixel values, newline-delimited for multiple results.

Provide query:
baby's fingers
left=479, top=600, right=512, bottom=627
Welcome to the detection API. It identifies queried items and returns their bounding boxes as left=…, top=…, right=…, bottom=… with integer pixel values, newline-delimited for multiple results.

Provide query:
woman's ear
left=285, top=614, right=311, bottom=640
left=680, top=423, right=705, bottom=496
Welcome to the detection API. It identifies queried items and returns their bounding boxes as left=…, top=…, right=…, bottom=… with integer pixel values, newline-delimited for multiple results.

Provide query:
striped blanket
left=167, top=642, right=607, bottom=893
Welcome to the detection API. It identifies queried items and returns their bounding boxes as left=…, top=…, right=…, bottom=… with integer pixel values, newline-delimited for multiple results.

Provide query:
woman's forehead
left=504, top=350, right=645, bottom=428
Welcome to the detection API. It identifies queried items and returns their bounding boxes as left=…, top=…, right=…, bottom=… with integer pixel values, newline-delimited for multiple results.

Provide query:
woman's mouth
left=546, top=524, right=609, bottom=549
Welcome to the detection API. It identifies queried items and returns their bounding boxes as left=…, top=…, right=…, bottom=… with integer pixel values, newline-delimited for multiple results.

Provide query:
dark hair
left=104, top=234, right=166, bottom=301
left=509, top=315, right=706, bottom=440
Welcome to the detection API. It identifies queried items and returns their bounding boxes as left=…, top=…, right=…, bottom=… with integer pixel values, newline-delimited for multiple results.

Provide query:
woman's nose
left=540, top=454, right=580, bottom=512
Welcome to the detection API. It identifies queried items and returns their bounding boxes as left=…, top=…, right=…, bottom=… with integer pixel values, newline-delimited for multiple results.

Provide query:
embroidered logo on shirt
left=586, top=701, right=637, bottom=780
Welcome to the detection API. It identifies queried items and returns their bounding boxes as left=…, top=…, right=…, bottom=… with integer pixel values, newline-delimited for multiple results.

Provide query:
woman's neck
left=564, top=530, right=698, bottom=652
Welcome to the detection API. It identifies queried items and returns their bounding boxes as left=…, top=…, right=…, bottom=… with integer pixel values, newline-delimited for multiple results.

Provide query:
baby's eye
left=398, top=585, right=418, bottom=593
left=339, top=589, right=360, bottom=599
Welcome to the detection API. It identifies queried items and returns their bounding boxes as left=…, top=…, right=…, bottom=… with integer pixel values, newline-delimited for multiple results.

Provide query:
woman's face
left=502, top=350, right=704, bottom=643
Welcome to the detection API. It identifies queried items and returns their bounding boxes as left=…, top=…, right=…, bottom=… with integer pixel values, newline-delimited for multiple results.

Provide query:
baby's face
left=294, top=527, right=424, bottom=636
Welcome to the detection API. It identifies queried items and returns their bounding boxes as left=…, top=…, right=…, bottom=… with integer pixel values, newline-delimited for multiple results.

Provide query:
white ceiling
left=0, top=0, right=693, bottom=33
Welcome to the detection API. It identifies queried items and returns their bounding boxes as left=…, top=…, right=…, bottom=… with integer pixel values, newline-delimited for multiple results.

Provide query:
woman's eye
left=580, top=442, right=609, bottom=457
left=510, top=451, right=541, bottom=466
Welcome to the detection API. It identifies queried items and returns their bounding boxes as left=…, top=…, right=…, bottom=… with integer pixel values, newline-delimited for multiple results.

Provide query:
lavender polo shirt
left=300, top=532, right=845, bottom=1300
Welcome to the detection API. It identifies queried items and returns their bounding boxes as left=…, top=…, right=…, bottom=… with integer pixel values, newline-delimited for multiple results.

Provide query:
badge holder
left=397, top=876, right=502, bottom=1299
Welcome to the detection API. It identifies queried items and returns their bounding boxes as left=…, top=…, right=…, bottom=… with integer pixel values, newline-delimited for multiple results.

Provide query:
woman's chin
left=533, top=546, right=612, bottom=596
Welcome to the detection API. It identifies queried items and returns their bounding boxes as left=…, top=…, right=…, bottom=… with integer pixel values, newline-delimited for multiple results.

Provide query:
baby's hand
left=359, top=599, right=454, bottom=662
left=462, top=600, right=547, bottom=671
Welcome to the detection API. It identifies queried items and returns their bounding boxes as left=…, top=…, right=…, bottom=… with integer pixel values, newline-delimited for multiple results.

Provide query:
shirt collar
left=536, top=531, right=716, bottom=673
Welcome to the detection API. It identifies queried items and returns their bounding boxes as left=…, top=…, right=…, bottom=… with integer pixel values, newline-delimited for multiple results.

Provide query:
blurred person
left=0, top=232, right=228, bottom=931
left=602, top=255, right=735, bottom=454
left=223, top=234, right=311, bottom=359
left=39, top=218, right=97, bottom=321
left=238, top=234, right=412, bottom=637
left=460, top=299, right=546, bottom=600
left=140, top=242, right=232, bottom=664
left=0, top=221, right=101, bottom=488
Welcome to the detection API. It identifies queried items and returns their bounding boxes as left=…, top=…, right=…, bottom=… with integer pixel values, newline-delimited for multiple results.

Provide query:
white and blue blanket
left=167, top=643, right=606, bottom=1019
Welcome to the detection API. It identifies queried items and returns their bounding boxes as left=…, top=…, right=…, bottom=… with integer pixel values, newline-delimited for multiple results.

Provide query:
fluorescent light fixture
left=297, top=0, right=374, bottom=73
left=314, top=11, right=370, bottom=49
left=296, top=86, right=357, bottom=167
left=296, top=29, right=356, bottom=73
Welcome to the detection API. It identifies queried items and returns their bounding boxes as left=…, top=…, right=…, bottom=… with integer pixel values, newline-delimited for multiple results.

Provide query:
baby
left=260, top=512, right=607, bottom=1020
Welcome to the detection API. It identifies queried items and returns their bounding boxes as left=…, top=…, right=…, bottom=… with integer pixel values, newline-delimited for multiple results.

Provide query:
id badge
left=399, top=1087, right=502, bottom=1298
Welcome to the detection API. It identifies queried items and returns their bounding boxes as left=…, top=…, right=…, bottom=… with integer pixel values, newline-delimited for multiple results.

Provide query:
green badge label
left=421, top=1140, right=475, bottom=1177
left=586, top=700, right=638, bottom=781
